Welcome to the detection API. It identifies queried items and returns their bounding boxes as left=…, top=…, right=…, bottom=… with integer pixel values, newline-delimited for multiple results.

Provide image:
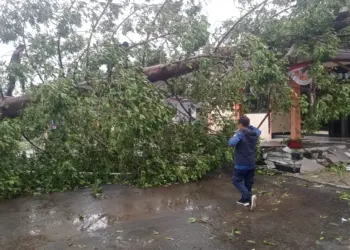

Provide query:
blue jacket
left=228, top=125, right=261, bottom=169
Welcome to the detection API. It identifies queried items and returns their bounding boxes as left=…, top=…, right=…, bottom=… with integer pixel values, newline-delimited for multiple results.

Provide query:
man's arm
left=228, top=132, right=241, bottom=147
left=248, top=125, right=262, bottom=137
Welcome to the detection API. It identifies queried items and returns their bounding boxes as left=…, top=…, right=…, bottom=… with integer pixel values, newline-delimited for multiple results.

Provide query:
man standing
left=228, top=116, right=261, bottom=211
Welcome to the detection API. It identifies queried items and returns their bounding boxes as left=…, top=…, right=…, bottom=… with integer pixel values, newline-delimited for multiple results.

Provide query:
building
left=224, top=49, right=350, bottom=146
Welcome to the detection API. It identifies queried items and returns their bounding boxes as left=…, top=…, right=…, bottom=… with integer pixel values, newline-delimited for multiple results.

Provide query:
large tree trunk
left=143, top=55, right=203, bottom=82
left=0, top=95, right=29, bottom=119
left=0, top=55, right=204, bottom=120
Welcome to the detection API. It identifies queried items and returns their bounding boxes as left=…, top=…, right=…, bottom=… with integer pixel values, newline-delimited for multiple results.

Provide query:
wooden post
left=233, top=103, right=243, bottom=121
left=233, top=88, right=244, bottom=121
left=290, top=79, right=301, bottom=141
left=287, top=63, right=311, bottom=148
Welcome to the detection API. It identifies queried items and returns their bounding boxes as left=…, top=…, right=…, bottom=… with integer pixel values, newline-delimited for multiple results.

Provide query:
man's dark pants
left=232, top=168, right=255, bottom=201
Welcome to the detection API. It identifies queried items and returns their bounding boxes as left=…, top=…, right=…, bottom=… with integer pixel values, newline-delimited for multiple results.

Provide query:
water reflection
left=68, top=184, right=221, bottom=237
left=29, top=229, right=40, bottom=236
left=1, top=180, right=223, bottom=242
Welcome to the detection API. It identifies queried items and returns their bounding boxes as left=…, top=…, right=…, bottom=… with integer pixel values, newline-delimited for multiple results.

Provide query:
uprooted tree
left=0, top=0, right=349, bottom=198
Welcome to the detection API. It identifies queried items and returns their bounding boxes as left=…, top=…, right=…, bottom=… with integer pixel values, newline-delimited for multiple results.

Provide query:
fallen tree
left=0, top=54, right=210, bottom=120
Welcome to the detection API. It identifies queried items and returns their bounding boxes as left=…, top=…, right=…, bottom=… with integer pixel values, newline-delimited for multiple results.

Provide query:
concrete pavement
left=0, top=174, right=349, bottom=250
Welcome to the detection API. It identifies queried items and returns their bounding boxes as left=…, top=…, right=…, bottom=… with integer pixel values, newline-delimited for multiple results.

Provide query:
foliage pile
left=0, top=72, right=238, bottom=198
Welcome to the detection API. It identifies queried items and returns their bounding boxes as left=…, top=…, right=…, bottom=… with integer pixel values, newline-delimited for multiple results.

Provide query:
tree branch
left=214, top=0, right=269, bottom=53
left=56, top=0, right=78, bottom=78
left=6, top=44, right=26, bottom=96
left=271, top=4, right=296, bottom=18
left=22, top=31, right=45, bottom=85
left=127, top=32, right=174, bottom=50
left=57, top=35, right=65, bottom=77
left=164, top=80, right=194, bottom=122
left=113, top=7, right=139, bottom=38
left=21, top=132, right=45, bottom=152
left=141, top=0, right=169, bottom=66
left=71, top=32, right=172, bottom=82
left=254, top=0, right=269, bottom=24
left=85, top=0, right=112, bottom=80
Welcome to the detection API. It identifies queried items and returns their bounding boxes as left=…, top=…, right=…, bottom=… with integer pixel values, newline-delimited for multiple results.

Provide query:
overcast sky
left=0, top=0, right=240, bottom=63
left=206, top=0, right=240, bottom=31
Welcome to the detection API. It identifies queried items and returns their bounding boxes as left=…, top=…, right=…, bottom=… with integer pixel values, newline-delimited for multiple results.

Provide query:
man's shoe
left=250, top=195, right=257, bottom=211
left=237, top=199, right=249, bottom=207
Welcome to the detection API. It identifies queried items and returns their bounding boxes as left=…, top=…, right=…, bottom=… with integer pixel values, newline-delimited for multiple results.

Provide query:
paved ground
left=301, top=172, right=350, bottom=187
left=0, top=174, right=350, bottom=250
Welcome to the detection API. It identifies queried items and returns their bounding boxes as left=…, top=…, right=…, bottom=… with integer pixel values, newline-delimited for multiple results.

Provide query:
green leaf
left=188, top=217, right=197, bottom=223
left=339, top=192, right=350, bottom=201
left=263, top=240, right=276, bottom=246
left=234, top=229, right=241, bottom=235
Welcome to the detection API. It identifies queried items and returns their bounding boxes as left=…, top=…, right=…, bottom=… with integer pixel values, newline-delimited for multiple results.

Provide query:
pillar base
left=287, top=139, right=302, bottom=149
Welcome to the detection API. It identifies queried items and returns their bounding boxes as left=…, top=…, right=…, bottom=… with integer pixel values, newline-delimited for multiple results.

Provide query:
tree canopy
left=0, top=0, right=349, bottom=198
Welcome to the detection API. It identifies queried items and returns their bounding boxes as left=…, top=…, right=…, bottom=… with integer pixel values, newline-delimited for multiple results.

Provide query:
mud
left=0, top=174, right=349, bottom=250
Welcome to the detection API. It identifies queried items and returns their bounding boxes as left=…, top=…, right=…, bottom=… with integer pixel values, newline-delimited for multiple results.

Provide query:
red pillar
left=288, top=62, right=312, bottom=148
left=289, top=78, right=301, bottom=148
left=233, top=103, right=243, bottom=121
left=233, top=88, right=244, bottom=121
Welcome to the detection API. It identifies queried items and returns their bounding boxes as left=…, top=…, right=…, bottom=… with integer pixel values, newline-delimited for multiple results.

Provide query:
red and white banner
left=288, top=65, right=312, bottom=85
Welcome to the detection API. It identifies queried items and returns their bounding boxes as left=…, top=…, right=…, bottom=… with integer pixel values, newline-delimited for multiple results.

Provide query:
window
left=244, top=93, right=268, bottom=113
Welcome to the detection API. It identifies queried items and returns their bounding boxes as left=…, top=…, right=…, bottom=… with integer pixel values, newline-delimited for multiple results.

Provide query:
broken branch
left=214, top=0, right=269, bottom=53
left=85, top=0, right=112, bottom=80
left=141, top=0, right=169, bottom=66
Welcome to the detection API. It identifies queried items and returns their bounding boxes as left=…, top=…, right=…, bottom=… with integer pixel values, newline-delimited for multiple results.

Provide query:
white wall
left=246, top=113, right=270, bottom=140
left=167, top=99, right=196, bottom=122
left=208, top=109, right=233, bottom=132
left=271, top=113, right=290, bottom=134
left=208, top=110, right=271, bottom=140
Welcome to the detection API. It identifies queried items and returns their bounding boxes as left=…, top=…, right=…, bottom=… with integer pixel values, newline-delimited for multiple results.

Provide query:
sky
left=0, top=0, right=240, bottom=63
left=206, top=0, right=240, bottom=31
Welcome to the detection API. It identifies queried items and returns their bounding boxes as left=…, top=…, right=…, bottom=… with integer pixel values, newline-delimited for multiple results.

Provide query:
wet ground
left=301, top=172, right=350, bottom=187
left=0, top=174, right=350, bottom=250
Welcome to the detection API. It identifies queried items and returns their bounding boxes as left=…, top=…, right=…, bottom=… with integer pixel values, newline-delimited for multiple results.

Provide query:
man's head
left=238, top=115, right=250, bottom=129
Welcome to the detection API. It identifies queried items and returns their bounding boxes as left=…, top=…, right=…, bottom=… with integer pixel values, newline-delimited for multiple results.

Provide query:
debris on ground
left=300, top=158, right=325, bottom=173
left=262, top=146, right=301, bottom=173
left=260, top=141, right=350, bottom=174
